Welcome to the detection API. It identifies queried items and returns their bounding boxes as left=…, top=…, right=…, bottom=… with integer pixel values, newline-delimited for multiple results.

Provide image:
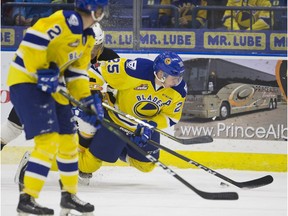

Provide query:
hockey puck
left=220, top=182, right=229, bottom=187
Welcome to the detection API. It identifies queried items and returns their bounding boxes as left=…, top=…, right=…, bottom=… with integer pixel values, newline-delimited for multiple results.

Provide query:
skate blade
left=14, top=151, right=31, bottom=184
left=17, top=210, right=53, bottom=216
left=78, top=177, right=90, bottom=186
left=17, top=211, right=29, bottom=216
left=60, top=208, right=94, bottom=216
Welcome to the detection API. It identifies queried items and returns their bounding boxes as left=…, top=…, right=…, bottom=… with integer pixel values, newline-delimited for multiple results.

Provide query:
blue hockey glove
left=72, top=106, right=85, bottom=120
left=37, top=62, right=59, bottom=93
left=78, top=93, right=104, bottom=129
left=130, top=121, right=157, bottom=148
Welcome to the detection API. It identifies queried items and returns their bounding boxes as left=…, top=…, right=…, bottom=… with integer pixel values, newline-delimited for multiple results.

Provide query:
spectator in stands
left=103, top=0, right=160, bottom=28
left=1, top=0, right=14, bottom=25
left=206, top=0, right=227, bottom=29
left=222, top=0, right=273, bottom=30
left=159, top=0, right=207, bottom=28
left=12, top=0, right=67, bottom=26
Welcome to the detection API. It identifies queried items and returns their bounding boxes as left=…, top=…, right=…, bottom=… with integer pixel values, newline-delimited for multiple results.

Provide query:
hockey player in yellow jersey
left=8, top=0, right=108, bottom=215
left=222, top=0, right=272, bottom=30
left=1, top=23, right=118, bottom=151
left=74, top=51, right=187, bottom=184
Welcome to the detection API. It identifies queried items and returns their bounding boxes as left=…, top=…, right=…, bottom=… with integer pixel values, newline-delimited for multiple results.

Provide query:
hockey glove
left=130, top=121, right=157, bottom=148
left=37, top=62, right=59, bottom=93
left=72, top=106, right=97, bottom=138
left=78, top=94, right=104, bottom=129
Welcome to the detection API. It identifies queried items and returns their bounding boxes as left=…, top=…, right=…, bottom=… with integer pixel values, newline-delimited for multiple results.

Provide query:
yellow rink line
left=1, top=146, right=287, bottom=172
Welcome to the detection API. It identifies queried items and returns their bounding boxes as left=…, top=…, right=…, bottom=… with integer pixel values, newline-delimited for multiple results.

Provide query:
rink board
left=1, top=145, right=286, bottom=172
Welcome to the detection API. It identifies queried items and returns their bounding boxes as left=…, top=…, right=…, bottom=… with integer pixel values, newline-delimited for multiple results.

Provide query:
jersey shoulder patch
left=125, top=58, right=154, bottom=81
left=63, top=11, right=83, bottom=34
left=127, top=60, right=137, bottom=70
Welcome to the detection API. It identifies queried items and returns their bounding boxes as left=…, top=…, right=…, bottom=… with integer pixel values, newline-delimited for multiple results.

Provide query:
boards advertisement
left=176, top=58, right=287, bottom=141
left=1, top=27, right=287, bottom=55
left=1, top=27, right=287, bottom=171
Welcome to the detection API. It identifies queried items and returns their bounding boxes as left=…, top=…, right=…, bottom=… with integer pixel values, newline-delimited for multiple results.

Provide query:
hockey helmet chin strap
left=154, top=71, right=166, bottom=88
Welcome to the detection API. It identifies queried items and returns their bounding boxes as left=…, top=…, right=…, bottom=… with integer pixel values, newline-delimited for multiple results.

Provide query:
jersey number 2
left=47, top=25, right=61, bottom=40
left=174, top=102, right=182, bottom=112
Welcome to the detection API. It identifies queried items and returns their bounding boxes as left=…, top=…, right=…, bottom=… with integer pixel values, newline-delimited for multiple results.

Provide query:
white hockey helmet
left=92, top=23, right=104, bottom=45
left=91, top=23, right=105, bottom=60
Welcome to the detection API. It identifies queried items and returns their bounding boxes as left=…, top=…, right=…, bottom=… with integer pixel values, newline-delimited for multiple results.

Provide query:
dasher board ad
left=176, top=58, right=287, bottom=141
left=1, top=27, right=286, bottom=56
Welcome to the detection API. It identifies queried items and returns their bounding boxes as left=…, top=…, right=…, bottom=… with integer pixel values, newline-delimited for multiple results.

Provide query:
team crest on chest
left=133, top=94, right=172, bottom=118
left=134, top=102, right=159, bottom=118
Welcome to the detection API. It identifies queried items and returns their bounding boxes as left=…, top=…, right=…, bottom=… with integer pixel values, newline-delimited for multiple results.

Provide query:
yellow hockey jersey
left=7, top=10, right=95, bottom=104
left=88, top=58, right=187, bottom=131
left=223, top=0, right=272, bottom=30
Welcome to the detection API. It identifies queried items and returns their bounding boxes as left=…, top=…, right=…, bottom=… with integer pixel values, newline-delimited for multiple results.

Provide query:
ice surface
left=1, top=165, right=287, bottom=216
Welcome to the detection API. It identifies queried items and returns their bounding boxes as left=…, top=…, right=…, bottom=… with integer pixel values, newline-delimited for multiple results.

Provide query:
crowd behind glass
left=1, top=0, right=287, bottom=30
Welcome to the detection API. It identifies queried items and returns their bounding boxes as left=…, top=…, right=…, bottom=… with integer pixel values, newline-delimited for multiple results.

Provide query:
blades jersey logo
left=133, top=102, right=159, bottom=118
left=133, top=94, right=172, bottom=118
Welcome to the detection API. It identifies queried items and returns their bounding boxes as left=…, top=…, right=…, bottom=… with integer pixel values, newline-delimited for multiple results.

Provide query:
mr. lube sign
left=1, top=27, right=287, bottom=56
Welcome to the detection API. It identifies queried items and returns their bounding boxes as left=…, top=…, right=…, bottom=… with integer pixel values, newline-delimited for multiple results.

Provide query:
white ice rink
left=1, top=164, right=287, bottom=216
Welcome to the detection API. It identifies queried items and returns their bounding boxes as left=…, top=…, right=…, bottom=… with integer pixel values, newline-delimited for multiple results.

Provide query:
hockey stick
left=102, top=102, right=213, bottom=145
left=89, top=118, right=273, bottom=189
left=146, top=140, right=274, bottom=189
left=100, top=103, right=273, bottom=188
left=102, top=119, right=238, bottom=200
left=58, top=89, right=238, bottom=200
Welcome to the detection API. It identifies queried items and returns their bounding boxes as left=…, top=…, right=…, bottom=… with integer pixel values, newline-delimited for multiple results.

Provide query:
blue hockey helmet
left=75, top=0, right=108, bottom=13
left=153, top=51, right=185, bottom=77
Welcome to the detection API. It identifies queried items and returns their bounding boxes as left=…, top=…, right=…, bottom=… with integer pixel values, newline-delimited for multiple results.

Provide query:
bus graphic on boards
left=182, top=58, right=281, bottom=120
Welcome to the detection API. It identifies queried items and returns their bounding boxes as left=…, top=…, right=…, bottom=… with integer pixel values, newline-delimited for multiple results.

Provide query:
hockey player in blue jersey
left=7, top=0, right=108, bottom=215
left=76, top=51, right=187, bottom=184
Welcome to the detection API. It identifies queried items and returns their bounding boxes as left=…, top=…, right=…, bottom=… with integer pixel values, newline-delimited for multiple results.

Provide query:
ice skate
left=78, top=171, right=92, bottom=186
left=14, top=151, right=30, bottom=187
left=60, top=191, right=94, bottom=216
left=17, top=193, right=54, bottom=216
left=59, top=180, right=94, bottom=216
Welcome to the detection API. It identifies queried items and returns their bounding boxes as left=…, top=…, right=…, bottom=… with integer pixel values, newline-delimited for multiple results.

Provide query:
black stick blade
left=181, top=135, right=213, bottom=144
left=235, top=175, right=274, bottom=189
left=198, top=190, right=239, bottom=200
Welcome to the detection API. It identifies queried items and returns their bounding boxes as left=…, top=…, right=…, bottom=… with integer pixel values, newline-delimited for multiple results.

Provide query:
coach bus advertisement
left=175, top=58, right=287, bottom=141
